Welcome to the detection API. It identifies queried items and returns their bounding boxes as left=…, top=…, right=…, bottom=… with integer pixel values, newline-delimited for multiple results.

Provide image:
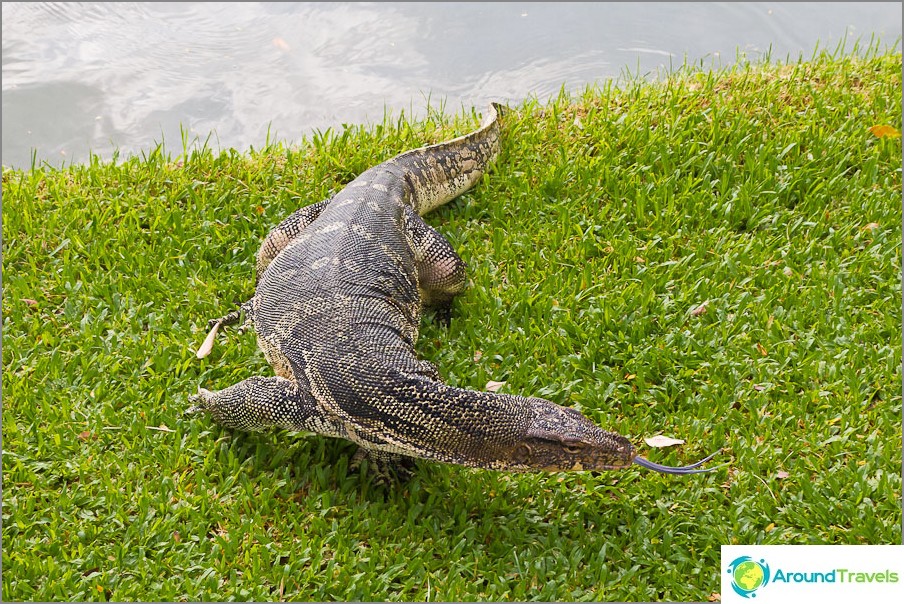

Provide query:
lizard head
left=509, top=399, right=636, bottom=472
left=509, top=398, right=723, bottom=474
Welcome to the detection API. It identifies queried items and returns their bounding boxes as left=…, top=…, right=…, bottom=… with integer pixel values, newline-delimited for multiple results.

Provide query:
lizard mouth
left=632, top=449, right=724, bottom=475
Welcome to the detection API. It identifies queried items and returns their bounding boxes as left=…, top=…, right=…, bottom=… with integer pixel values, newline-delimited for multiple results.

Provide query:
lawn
left=2, top=44, right=901, bottom=601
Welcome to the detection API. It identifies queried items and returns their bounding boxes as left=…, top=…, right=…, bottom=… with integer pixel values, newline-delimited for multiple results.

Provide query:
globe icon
left=733, top=560, right=765, bottom=592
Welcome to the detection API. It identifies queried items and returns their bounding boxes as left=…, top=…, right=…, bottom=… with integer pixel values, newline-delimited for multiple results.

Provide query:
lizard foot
left=185, top=387, right=213, bottom=415
left=350, top=448, right=416, bottom=486
left=427, top=301, right=453, bottom=328
left=197, top=299, right=255, bottom=359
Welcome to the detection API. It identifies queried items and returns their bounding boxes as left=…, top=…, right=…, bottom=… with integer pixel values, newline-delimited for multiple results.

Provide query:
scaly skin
left=191, top=104, right=719, bottom=479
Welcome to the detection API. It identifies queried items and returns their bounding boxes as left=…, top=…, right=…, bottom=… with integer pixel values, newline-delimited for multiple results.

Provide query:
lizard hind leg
left=403, top=206, right=467, bottom=326
left=196, top=297, right=257, bottom=359
left=256, top=198, right=331, bottom=278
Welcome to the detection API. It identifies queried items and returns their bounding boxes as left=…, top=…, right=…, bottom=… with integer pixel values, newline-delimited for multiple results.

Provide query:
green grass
left=3, top=45, right=902, bottom=602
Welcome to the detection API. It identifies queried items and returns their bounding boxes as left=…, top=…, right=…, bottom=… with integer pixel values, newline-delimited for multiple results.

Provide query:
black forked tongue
left=633, top=449, right=724, bottom=475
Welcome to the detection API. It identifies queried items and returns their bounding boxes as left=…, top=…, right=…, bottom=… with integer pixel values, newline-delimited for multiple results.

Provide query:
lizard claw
left=185, top=387, right=212, bottom=415
left=432, top=303, right=453, bottom=328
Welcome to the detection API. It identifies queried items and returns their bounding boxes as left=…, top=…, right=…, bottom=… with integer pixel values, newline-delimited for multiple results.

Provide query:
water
left=2, top=2, right=900, bottom=169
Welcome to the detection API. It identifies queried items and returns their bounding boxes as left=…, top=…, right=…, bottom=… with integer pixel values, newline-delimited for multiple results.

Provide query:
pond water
left=2, top=2, right=901, bottom=169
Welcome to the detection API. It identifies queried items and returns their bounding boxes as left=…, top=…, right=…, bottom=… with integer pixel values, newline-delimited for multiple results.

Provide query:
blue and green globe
left=734, top=560, right=765, bottom=591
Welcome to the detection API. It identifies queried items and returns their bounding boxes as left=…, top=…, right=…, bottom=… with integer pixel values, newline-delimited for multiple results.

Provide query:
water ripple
left=1, top=2, right=900, bottom=168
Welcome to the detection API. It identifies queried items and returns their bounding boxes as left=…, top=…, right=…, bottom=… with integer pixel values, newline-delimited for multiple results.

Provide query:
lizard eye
left=563, top=443, right=583, bottom=455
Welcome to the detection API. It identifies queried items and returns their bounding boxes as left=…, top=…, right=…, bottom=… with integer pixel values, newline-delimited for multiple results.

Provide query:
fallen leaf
left=869, top=124, right=901, bottom=139
left=644, top=435, right=685, bottom=448
left=753, top=384, right=766, bottom=392
left=624, top=373, right=636, bottom=380
left=485, top=380, right=506, bottom=392
left=776, top=470, right=789, bottom=479
left=173, top=531, right=181, bottom=543
left=634, top=256, right=646, bottom=264
left=272, top=37, right=290, bottom=51
left=765, top=522, right=776, bottom=532
left=77, top=430, right=94, bottom=441
left=148, top=424, right=175, bottom=433
left=690, top=301, right=708, bottom=316
left=255, top=205, right=265, bottom=215
left=21, top=298, right=38, bottom=307
left=756, top=342, right=768, bottom=356
left=862, top=222, right=880, bottom=231
left=196, top=319, right=221, bottom=359
left=473, top=350, right=483, bottom=362
left=708, top=593, right=721, bottom=602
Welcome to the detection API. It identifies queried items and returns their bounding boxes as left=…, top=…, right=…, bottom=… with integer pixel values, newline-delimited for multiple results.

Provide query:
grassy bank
left=3, top=46, right=901, bottom=601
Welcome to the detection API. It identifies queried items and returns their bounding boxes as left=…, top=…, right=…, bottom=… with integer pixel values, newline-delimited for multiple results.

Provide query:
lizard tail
left=389, top=103, right=504, bottom=215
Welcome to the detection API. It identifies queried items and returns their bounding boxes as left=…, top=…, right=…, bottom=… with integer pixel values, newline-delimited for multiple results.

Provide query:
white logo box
left=721, top=545, right=904, bottom=603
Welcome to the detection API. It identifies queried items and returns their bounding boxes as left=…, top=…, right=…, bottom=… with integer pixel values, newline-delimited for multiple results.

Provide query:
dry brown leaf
left=473, top=350, right=483, bottom=362
left=753, top=384, right=765, bottom=392
left=22, top=298, right=38, bottom=307
left=708, top=593, right=721, bottom=602
left=196, top=319, right=221, bottom=359
left=756, top=342, right=768, bottom=356
left=485, top=380, right=506, bottom=392
left=776, top=470, right=790, bottom=479
left=691, top=301, right=708, bottom=316
left=77, top=430, right=94, bottom=441
left=869, top=124, right=901, bottom=138
left=644, top=435, right=685, bottom=448
left=862, top=222, right=880, bottom=231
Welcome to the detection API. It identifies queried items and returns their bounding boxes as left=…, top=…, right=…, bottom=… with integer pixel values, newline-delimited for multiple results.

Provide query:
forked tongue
left=633, top=449, right=724, bottom=475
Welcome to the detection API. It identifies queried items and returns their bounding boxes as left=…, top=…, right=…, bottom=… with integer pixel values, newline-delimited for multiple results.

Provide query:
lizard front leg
left=188, top=376, right=416, bottom=483
left=187, top=375, right=346, bottom=437
left=350, top=448, right=417, bottom=485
